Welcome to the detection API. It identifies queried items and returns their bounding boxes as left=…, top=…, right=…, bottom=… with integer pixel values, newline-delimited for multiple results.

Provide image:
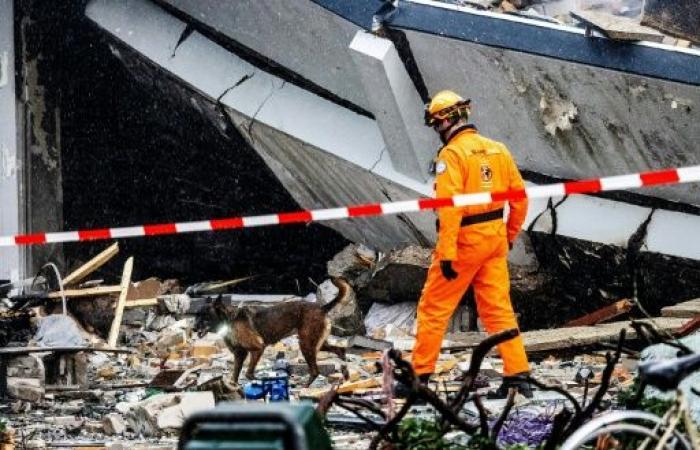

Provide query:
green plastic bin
left=178, top=402, right=333, bottom=450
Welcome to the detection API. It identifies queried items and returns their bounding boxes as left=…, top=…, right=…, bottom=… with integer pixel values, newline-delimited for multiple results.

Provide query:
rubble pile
left=445, top=0, right=699, bottom=47
left=0, top=242, right=698, bottom=449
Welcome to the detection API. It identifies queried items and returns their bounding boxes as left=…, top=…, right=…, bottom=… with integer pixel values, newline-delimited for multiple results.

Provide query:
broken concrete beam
left=154, top=328, right=187, bottom=354
left=564, top=299, right=634, bottom=327
left=317, top=279, right=365, bottom=337
left=346, top=335, right=393, bottom=352
left=349, top=31, right=437, bottom=180
left=661, top=299, right=700, bottom=318
left=571, top=10, right=665, bottom=42
left=191, top=343, right=219, bottom=358
left=358, top=245, right=431, bottom=304
left=642, top=0, right=700, bottom=43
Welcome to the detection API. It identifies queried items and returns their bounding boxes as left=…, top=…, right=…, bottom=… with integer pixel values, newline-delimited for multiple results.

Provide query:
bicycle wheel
left=560, top=411, right=692, bottom=450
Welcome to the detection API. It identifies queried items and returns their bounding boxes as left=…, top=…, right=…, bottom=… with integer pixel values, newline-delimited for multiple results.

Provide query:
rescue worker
left=413, top=90, right=531, bottom=398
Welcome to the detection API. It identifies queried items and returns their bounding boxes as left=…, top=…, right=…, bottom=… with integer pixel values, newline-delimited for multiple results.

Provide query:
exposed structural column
left=0, top=0, right=22, bottom=281
left=349, top=31, right=439, bottom=182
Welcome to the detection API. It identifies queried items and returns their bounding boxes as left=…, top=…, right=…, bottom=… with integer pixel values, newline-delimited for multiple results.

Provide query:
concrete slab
left=159, top=0, right=370, bottom=110
left=553, top=195, right=652, bottom=248
left=404, top=28, right=700, bottom=207
left=349, top=31, right=438, bottom=181
left=646, top=210, right=700, bottom=261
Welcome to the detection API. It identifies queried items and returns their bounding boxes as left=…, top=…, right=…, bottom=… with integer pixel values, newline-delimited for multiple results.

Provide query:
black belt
left=460, top=208, right=504, bottom=226
left=436, top=208, right=504, bottom=231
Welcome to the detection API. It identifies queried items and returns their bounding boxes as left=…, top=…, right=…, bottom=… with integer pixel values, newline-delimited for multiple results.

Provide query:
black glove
left=440, top=260, right=458, bottom=280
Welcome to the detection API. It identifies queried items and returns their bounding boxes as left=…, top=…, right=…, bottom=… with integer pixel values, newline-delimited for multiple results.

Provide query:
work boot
left=487, top=372, right=533, bottom=399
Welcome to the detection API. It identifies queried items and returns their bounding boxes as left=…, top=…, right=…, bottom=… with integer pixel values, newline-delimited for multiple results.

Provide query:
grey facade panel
left=0, top=0, right=22, bottom=280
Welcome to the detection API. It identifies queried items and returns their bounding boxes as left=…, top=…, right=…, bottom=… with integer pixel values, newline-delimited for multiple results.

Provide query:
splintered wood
left=300, top=376, right=382, bottom=399
left=564, top=299, right=633, bottom=327
left=63, top=242, right=119, bottom=286
left=107, top=257, right=134, bottom=348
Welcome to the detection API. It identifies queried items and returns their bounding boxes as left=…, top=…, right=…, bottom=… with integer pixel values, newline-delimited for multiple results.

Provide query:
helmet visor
left=424, top=100, right=471, bottom=127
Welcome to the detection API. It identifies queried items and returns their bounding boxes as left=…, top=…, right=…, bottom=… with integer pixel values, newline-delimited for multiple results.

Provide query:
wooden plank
left=571, top=10, right=665, bottom=42
left=661, top=299, right=700, bottom=318
left=522, top=318, right=688, bottom=353
left=642, top=0, right=700, bottom=44
left=63, top=242, right=119, bottom=287
left=124, top=298, right=159, bottom=308
left=107, top=257, right=134, bottom=348
left=564, top=299, right=633, bottom=327
left=300, top=376, right=381, bottom=399
left=48, top=285, right=120, bottom=299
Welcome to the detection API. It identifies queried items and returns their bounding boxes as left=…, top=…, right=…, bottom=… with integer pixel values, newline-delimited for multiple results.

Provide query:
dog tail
left=321, top=277, right=351, bottom=312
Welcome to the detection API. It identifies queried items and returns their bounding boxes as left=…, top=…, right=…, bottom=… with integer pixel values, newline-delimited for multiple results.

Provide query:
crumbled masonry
left=0, top=243, right=698, bottom=449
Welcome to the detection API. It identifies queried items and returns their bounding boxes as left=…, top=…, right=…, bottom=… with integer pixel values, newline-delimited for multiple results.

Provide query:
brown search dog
left=195, top=277, right=350, bottom=386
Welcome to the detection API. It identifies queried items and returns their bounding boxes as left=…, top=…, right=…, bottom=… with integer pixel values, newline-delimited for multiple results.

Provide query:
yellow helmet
left=425, top=90, right=471, bottom=127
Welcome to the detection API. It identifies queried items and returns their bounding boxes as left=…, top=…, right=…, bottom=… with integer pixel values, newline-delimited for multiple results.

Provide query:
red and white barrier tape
left=2, top=165, right=699, bottom=247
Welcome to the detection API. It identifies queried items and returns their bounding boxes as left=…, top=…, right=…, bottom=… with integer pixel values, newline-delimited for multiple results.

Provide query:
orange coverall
left=413, top=127, right=529, bottom=376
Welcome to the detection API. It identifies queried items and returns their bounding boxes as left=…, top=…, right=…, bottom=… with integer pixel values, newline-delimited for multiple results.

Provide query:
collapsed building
left=0, top=0, right=699, bottom=328
left=1, top=1, right=700, bottom=448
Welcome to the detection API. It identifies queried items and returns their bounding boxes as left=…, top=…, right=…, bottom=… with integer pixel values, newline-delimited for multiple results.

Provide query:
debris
left=641, top=0, right=700, bottom=43
left=7, top=355, right=45, bottom=379
left=102, top=414, right=126, bottom=435
left=520, top=317, right=688, bottom=352
left=564, top=299, right=634, bottom=327
left=674, top=315, right=700, bottom=337
left=347, top=335, right=393, bottom=352
left=127, top=392, right=215, bottom=436
left=47, top=285, right=121, bottom=299
left=364, top=302, right=416, bottom=338
left=108, top=257, right=134, bottom=347
left=34, top=315, right=87, bottom=347
left=327, top=244, right=376, bottom=289
left=63, top=242, right=119, bottom=287
left=185, top=277, right=255, bottom=296
left=317, top=279, right=365, bottom=336
left=302, top=376, right=382, bottom=399
left=640, top=334, right=700, bottom=424
left=0, top=425, right=16, bottom=450
left=359, top=245, right=431, bottom=305
left=571, top=10, right=665, bottom=42
left=159, top=294, right=191, bottom=314
left=661, top=298, right=700, bottom=318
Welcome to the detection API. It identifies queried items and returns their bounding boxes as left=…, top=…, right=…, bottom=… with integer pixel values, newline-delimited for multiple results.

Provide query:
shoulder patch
left=435, top=160, right=447, bottom=174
